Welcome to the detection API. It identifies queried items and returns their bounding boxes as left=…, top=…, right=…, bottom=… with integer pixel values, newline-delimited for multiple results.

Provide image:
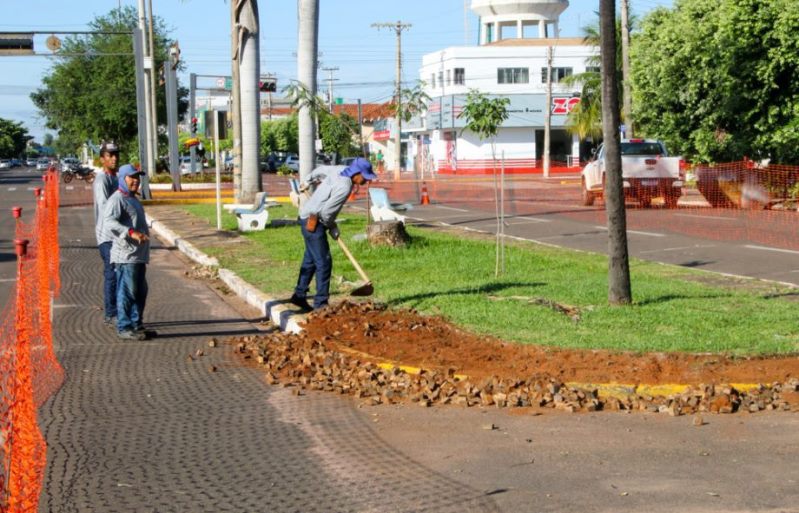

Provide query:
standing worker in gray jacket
left=290, top=157, right=377, bottom=311
left=93, top=141, right=120, bottom=327
left=103, top=164, right=152, bottom=340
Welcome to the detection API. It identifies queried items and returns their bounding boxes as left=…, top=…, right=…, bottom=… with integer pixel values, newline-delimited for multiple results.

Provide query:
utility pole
left=543, top=45, right=552, bottom=178
left=620, top=0, right=633, bottom=137
left=322, top=66, right=339, bottom=112
left=372, top=20, right=411, bottom=180
left=136, top=0, right=155, bottom=182
left=298, top=0, right=320, bottom=183
left=147, top=0, right=158, bottom=179
left=230, top=0, right=242, bottom=200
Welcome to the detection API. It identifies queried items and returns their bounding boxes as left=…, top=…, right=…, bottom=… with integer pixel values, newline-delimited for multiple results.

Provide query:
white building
left=410, top=0, right=599, bottom=175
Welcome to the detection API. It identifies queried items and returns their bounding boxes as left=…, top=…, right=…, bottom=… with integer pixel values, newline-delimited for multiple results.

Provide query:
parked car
left=341, top=157, right=357, bottom=167
left=284, top=154, right=300, bottom=172
left=0, top=159, right=10, bottom=169
left=36, top=158, right=51, bottom=171
left=60, top=157, right=81, bottom=169
left=9, top=158, right=22, bottom=167
left=25, top=158, right=37, bottom=167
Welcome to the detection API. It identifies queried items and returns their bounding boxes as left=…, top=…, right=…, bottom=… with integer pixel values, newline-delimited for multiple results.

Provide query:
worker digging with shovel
left=290, top=157, right=377, bottom=311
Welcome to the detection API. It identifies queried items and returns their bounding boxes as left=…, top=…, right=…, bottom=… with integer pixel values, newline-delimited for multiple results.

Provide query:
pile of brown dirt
left=302, top=301, right=799, bottom=386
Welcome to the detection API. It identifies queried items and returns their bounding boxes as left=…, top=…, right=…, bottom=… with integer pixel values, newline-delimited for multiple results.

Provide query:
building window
left=498, top=67, right=529, bottom=84
left=446, top=69, right=451, bottom=86
left=585, top=66, right=600, bottom=74
left=438, top=71, right=444, bottom=87
left=454, top=68, right=465, bottom=85
left=542, top=67, right=574, bottom=83
left=431, top=73, right=436, bottom=88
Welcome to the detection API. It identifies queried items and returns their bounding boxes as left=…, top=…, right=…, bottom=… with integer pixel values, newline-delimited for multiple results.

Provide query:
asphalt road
left=0, top=166, right=44, bottom=307
left=388, top=176, right=799, bottom=287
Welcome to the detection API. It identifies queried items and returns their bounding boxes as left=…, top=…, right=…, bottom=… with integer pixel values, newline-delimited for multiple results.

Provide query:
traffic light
left=190, top=117, right=198, bottom=135
left=258, top=77, right=277, bottom=93
left=0, top=33, right=33, bottom=55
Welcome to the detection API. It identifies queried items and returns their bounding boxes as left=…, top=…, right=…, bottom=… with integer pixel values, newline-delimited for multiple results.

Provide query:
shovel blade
left=350, top=281, right=374, bottom=297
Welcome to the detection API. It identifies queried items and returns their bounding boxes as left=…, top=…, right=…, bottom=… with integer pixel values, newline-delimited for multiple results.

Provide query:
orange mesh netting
left=1, top=170, right=64, bottom=513
left=365, top=160, right=799, bottom=252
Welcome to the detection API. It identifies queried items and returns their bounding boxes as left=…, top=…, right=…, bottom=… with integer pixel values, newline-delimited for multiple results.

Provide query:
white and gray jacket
left=93, top=171, right=118, bottom=245
left=299, top=166, right=351, bottom=227
left=102, top=190, right=150, bottom=264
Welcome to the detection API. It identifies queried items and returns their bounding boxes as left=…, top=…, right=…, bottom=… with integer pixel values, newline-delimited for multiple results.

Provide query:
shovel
left=335, top=237, right=374, bottom=296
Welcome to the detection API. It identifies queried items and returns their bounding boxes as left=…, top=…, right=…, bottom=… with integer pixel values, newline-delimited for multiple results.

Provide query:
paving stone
left=39, top=206, right=498, bottom=513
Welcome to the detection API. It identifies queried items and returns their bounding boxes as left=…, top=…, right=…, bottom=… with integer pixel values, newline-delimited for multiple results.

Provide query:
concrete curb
left=148, top=217, right=219, bottom=267
left=148, top=213, right=305, bottom=335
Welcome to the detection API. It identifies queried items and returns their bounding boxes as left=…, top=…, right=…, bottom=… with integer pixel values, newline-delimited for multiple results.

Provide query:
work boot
left=289, top=294, right=313, bottom=312
left=118, top=330, right=146, bottom=341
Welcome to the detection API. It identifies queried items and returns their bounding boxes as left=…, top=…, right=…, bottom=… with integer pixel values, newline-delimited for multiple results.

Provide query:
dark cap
left=100, top=141, right=119, bottom=155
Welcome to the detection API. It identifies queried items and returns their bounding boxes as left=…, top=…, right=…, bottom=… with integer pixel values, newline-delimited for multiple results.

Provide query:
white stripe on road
left=7, top=187, right=16, bottom=191
left=744, top=245, right=799, bottom=255
left=594, top=226, right=665, bottom=237
left=0, top=278, right=16, bottom=282
left=436, top=205, right=470, bottom=213
left=639, top=244, right=716, bottom=254
left=514, top=216, right=551, bottom=223
left=66, top=186, right=74, bottom=190
left=676, top=213, right=737, bottom=221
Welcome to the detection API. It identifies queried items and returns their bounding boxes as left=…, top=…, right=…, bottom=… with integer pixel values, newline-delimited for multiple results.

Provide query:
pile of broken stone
left=231, top=330, right=799, bottom=416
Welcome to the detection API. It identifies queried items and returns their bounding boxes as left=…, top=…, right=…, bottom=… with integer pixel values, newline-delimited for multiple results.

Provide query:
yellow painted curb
left=331, top=344, right=763, bottom=399
left=143, top=196, right=292, bottom=206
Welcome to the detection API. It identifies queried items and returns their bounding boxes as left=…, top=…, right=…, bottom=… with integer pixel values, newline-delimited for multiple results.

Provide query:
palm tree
left=297, top=0, right=319, bottom=182
left=599, top=0, right=632, bottom=305
left=563, top=15, right=630, bottom=141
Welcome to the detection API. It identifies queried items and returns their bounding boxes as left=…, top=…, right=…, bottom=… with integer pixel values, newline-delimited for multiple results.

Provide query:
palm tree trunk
left=600, top=0, right=632, bottom=305
left=239, top=0, right=262, bottom=202
left=297, top=0, right=319, bottom=183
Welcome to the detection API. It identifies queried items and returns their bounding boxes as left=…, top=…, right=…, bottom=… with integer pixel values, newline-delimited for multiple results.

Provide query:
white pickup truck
left=581, top=139, right=684, bottom=208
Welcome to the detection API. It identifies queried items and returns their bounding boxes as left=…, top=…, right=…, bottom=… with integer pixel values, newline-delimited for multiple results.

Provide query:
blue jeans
left=116, top=263, right=148, bottom=333
left=294, top=218, right=331, bottom=309
left=98, top=242, right=117, bottom=319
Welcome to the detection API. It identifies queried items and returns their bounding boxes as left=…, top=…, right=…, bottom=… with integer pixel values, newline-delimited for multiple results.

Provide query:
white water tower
left=471, top=0, right=569, bottom=43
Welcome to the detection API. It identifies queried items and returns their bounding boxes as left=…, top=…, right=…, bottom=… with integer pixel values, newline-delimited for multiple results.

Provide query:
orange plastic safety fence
left=372, top=160, right=799, bottom=251
left=0, top=170, right=64, bottom=513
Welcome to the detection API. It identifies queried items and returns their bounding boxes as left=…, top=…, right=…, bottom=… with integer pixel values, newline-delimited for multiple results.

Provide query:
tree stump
left=367, top=221, right=410, bottom=247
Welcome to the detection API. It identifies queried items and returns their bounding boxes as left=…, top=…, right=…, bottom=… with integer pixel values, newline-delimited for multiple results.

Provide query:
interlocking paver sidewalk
left=39, top=205, right=497, bottom=513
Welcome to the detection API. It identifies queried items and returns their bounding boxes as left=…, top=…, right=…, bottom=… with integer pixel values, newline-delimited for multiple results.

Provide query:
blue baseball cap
left=348, top=157, right=377, bottom=181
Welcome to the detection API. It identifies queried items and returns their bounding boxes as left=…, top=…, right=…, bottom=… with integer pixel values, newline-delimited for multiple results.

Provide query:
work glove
left=329, top=224, right=340, bottom=240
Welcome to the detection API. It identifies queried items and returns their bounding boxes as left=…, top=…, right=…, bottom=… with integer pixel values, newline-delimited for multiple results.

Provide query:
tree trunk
left=297, top=0, right=319, bottom=183
left=600, top=0, right=632, bottom=305
left=238, top=0, right=262, bottom=203
left=367, top=221, right=410, bottom=247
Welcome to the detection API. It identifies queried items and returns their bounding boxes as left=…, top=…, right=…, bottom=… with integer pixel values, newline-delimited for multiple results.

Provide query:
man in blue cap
left=102, top=164, right=152, bottom=340
left=291, top=157, right=377, bottom=311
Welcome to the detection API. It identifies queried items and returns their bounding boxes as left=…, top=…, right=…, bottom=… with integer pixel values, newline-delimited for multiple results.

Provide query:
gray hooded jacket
left=103, top=190, right=150, bottom=264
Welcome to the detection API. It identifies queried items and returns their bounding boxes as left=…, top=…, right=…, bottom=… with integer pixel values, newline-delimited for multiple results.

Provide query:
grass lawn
left=183, top=204, right=799, bottom=356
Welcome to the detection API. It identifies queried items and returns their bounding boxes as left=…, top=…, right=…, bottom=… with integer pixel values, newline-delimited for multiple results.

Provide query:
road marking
left=0, top=278, right=16, bottom=283
left=744, top=245, right=799, bottom=255
left=7, top=187, right=16, bottom=191
left=594, top=226, right=665, bottom=237
left=66, top=186, right=74, bottom=190
left=437, top=205, right=469, bottom=213
left=676, top=213, right=737, bottom=221
left=639, top=244, right=716, bottom=254
left=26, top=187, right=35, bottom=191
left=514, top=216, right=551, bottom=223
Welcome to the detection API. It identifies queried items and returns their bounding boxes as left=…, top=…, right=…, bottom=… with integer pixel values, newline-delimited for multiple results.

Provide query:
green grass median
left=183, top=204, right=799, bottom=356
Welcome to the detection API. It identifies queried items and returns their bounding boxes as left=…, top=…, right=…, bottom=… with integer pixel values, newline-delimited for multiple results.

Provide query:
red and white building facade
left=410, top=0, right=599, bottom=175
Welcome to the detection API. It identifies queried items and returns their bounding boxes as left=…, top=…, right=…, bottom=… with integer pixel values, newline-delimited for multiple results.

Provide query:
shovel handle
left=336, top=237, right=371, bottom=284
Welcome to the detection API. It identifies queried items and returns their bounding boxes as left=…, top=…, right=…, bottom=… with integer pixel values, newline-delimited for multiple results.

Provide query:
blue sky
left=0, top=0, right=672, bottom=142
